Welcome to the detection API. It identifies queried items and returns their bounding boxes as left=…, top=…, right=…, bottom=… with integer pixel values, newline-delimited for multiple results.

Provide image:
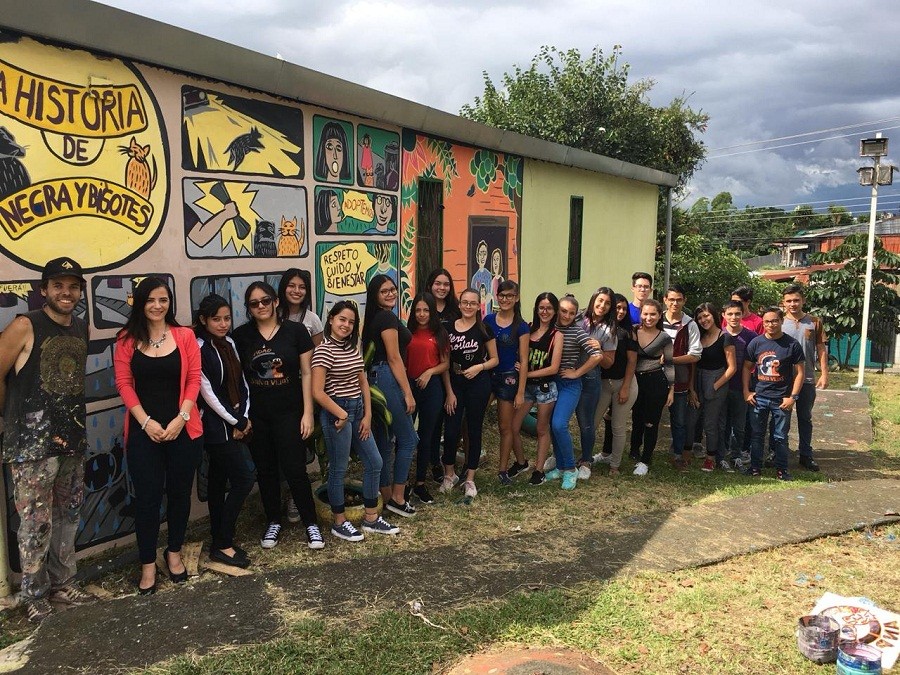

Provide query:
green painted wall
left=520, top=159, right=659, bottom=309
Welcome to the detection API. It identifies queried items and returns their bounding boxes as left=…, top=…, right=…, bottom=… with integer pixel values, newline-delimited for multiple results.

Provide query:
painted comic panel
left=86, top=338, right=117, bottom=403
left=190, top=271, right=284, bottom=329
left=314, top=241, right=397, bottom=317
left=183, top=179, right=308, bottom=259
left=313, top=186, right=396, bottom=237
left=312, top=116, right=354, bottom=185
left=356, top=124, right=400, bottom=191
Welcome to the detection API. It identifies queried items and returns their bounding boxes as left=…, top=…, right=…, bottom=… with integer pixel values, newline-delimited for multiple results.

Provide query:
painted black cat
left=0, top=126, right=30, bottom=200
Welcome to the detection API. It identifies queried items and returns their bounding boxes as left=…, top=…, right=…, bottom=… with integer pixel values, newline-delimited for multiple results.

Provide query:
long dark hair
left=194, top=293, right=230, bottom=338
left=583, top=287, right=616, bottom=333
left=492, top=279, right=523, bottom=337
left=530, top=292, right=559, bottom=333
left=243, top=281, right=280, bottom=325
left=612, top=292, right=633, bottom=336
left=315, top=189, right=339, bottom=234
left=694, top=302, right=722, bottom=337
left=119, top=276, right=178, bottom=345
left=362, top=274, right=396, bottom=349
left=407, top=292, right=449, bottom=353
left=424, top=267, right=459, bottom=318
left=314, top=121, right=351, bottom=181
left=324, top=300, right=361, bottom=351
left=277, top=268, right=313, bottom=322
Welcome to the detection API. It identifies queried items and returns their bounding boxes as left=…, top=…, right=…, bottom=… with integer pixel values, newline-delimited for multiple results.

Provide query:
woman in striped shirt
left=545, top=294, right=601, bottom=490
left=311, top=301, right=399, bottom=542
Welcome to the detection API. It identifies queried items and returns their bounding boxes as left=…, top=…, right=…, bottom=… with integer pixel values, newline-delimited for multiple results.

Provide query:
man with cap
left=0, top=257, right=94, bottom=622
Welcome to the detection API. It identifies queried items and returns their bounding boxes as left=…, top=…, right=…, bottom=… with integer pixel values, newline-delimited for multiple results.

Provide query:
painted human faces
left=325, top=137, right=344, bottom=181
left=374, top=195, right=393, bottom=229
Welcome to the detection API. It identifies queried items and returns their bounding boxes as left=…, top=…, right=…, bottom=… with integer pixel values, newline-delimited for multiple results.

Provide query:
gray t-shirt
left=782, top=314, right=824, bottom=384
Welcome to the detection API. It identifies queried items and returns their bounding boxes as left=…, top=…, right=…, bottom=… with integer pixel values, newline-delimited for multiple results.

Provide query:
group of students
left=116, top=267, right=830, bottom=590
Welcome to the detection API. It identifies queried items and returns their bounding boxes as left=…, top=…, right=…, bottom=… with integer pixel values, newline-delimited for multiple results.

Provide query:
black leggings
left=443, top=372, right=491, bottom=472
left=127, top=428, right=202, bottom=564
left=248, top=407, right=316, bottom=527
left=206, top=440, right=256, bottom=550
left=630, top=369, right=669, bottom=465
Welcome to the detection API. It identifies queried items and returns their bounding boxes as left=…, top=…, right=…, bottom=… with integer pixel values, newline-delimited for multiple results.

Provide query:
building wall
left=520, top=160, right=658, bottom=307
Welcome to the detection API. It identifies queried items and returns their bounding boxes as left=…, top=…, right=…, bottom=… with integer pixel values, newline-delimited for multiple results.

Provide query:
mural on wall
left=399, top=132, right=523, bottom=316
left=91, top=273, right=176, bottom=329
left=183, top=179, right=308, bottom=258
left=356, top=124, right=400, bottom=190
left=469, top=217, right=509, bottom=315
left=181, top=86, right=303, bottom=177
left=314, top=241, right=398, bottom=317
left=86, top=338, right=117, bottom=403
left=190, top=271, right=284, bottom=329
left=312, top=116, right=354, bottom=185
left=0, top=278, right=88, bottom=327
left=0, top=36, right=169, bottom=272
left=314, top=186, right=396, bottom=236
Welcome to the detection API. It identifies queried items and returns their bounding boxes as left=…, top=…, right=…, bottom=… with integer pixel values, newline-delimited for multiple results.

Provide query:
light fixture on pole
left=853, top=135, right=891, bottom=390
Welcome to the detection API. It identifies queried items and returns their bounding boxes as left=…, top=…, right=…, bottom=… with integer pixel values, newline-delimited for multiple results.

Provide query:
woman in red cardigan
left=114, top=277, right=203, bottom=595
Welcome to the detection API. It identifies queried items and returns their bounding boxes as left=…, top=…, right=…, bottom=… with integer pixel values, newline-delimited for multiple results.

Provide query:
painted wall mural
left=180, top=86, right=303, bottom=177
left=356, top=124, right=400, bottom=190
left=190, top=271, right=284, bottom=329
left=184, top=179, right=308, bottom=258
left=312, top=115, right=353, bottom=184
left=91, top=273, right=176, bottom=329
left=0, top=36, right=169, bottom=272
left=399, top=132, right=523, bottom=316
left=314, top=241, right=398, bottom=316
left=314, top=186, right=396, bottom=236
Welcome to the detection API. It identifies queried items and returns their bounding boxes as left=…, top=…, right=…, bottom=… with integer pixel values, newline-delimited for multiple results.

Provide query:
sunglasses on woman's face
left=249, top=296, right=274, bottom=309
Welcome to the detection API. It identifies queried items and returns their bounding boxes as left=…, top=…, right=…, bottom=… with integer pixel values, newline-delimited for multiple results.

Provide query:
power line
left=707, top=125, right=900, bottom=158
left=709, top=115, right=900, bottom=151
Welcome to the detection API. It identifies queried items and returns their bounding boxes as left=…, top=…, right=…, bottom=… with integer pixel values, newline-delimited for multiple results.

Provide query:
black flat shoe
left=164, top=548, right=188, bottom=584
left=138, top=580, right=157, bottom=596
left=209, top=548, right=251, bottom=569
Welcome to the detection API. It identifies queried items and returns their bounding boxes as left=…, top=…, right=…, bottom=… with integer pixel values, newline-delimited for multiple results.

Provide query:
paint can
left=796, top=615, right=840, bottom=664
left=836, top=643, right=882, bottom=675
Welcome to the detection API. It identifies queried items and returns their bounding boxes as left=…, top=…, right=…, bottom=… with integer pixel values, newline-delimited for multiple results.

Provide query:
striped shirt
left=311, top=337, right=364, bottom=398
left=555, top=322, right=600, bottom=371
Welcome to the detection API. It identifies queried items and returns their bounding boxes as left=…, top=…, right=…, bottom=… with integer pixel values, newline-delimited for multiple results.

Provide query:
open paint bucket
left=836, top=642, right=882, bottom=675
left=796, top=615, right=840, bottom=664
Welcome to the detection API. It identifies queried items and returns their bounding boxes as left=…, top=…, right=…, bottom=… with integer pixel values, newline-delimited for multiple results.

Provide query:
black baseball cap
left=42, top=257, right=85, bottom=283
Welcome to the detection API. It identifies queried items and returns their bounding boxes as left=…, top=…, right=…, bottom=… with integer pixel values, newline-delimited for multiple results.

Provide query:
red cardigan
left=114, top=326, right=203, bottom=442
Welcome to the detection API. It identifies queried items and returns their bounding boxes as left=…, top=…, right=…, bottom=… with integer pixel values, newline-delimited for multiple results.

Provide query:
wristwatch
left=179, top=411, right=191, bottom=421
left=790, top=394, right=799, bottom=401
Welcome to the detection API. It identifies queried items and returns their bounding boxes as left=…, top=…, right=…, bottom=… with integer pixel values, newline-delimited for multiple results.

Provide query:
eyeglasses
left=497, top=293, right=516, bottom=301
left=634, top=284, right=651, bottom=290
left=460, top=300, right=479, bottom=307
left=248, top=296, right=274, bottom=309
left=379, top=287, right=398, bottom=296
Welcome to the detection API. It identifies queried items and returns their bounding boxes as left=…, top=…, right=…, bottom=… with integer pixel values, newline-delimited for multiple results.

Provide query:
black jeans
left=127, top=428, right=202, bottom=564
left=443, top=372, right=491, bottom=471
left=411, top=376, right=445, bottom=482
left=206, top=440, right=256, bottom=550
left=248, top=407, right=316, bottom=527
left=630, top=369, right=669, bottom=465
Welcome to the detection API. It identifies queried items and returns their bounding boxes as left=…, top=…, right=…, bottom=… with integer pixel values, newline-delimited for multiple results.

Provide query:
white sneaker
left=260, top=522, right=282, bottom=548
left=285, top=497, right=301, bottom=524
left=593, top=452, right=612, bottom=464
left=692, top=442, right=706, bottom=459
left=463, top=480, right=477, bottom=498
left=577, top=464, right=591, bottom=480
left=543, top=456, right=557, bottom=472
left=632, top=462, right=649, bottom=476
left=439, top=474, right=459, bottom=494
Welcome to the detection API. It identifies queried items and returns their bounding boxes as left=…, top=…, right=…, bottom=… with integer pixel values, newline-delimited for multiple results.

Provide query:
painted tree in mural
left=460, top=45, right=708, bottom=189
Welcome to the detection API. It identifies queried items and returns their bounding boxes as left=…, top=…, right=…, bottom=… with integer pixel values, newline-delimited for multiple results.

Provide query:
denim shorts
left=524, top=380, right=558, bottom=404
left=491, top=370, right=520, bottom=402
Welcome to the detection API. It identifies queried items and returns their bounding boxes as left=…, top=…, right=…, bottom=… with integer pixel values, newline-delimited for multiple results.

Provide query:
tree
left=460, top=45, right=708, bottom=189
left=804, top=233, right=900, bottom=368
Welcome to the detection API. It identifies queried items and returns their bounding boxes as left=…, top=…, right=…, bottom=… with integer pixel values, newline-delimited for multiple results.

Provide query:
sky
left=96, top=0, right=900, bottom=218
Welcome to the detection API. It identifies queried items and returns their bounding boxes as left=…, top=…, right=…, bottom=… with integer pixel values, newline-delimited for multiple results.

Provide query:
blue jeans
left=550, top=376, right=582, bottom=471
left=368, top=363, right=418, bottom=488
left=750, top=397, right=791, bottom=471
left=723, top=388, right=748, bottom=459
left=410, top=375, right=445, bottom=482
left=320, top=397, right=382, bottom=513
left=792, top=382, right=816, bottom=458
left=669, top=390, right=689, bottom=454
left=575, top=369, right=601, bottom=463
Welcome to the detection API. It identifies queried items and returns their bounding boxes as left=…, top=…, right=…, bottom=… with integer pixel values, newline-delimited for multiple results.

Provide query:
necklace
left=147, top=331, right=168, bottom=349
left=261, top=322, right=278, bottom=342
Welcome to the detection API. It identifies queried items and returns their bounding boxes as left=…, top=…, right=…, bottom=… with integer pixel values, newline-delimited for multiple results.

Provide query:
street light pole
left=855, top=154, right=880, bottom=389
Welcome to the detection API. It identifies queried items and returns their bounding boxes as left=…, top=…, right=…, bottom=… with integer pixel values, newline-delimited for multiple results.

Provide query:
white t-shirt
left=289, top=309, right=324, bottom=339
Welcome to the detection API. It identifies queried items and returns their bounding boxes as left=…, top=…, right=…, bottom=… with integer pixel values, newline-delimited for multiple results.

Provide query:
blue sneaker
left=544, top=468, right=562, bottom=481
left=330, top=520, right=363, bottom=542
left=561, top=470, right=578, bottom=490
left=361, top=516, right=400, bottom=536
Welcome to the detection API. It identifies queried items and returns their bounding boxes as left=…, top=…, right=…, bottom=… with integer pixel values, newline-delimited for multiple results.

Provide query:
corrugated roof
left=0, top=0, right=678, bottom=188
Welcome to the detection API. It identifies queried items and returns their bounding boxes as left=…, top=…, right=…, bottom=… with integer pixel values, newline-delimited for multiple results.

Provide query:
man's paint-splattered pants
left=10, top=455, right=84, bottom=600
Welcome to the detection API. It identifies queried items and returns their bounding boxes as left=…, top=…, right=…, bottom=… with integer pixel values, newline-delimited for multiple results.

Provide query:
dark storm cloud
left=98, top=0, right=900, bottom=209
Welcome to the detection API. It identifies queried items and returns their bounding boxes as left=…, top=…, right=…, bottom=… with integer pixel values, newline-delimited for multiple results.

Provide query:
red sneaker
left=701, top=457, right=715, bottom=472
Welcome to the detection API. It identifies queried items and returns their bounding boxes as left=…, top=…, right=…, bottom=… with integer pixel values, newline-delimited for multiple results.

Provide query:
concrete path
left=4, top=389, right=898, bottom=673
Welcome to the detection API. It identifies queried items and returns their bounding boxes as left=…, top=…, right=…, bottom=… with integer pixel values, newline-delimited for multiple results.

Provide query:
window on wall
left=417, top=180, right=444, bottom=287
left=567, top=196, right=584, bottom=284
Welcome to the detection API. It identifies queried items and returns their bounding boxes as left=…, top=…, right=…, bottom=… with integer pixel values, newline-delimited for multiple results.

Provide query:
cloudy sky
left=97, top=0, right=900, bottom=216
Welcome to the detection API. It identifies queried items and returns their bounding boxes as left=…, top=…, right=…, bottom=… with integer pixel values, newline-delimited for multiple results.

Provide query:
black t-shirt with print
left=366, top=309, right=412, bottom=364
left=233, top=320, right=313, bottom=411
left=447, top=322, right=495, bottom=373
